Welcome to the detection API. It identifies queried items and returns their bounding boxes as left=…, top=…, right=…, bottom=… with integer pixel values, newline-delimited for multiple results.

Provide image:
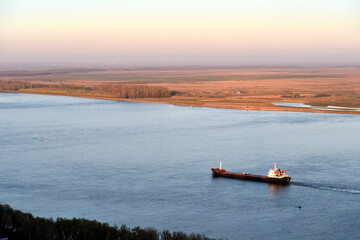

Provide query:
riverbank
left=121, top=96, right=360, bottom=115
left=1, top=66, right=360, bottom=115
left=2, top=89, right=360, bottom=115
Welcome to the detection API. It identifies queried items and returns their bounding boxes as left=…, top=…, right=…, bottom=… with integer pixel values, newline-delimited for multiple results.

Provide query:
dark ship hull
left=211, top=168, right=291, bottom=184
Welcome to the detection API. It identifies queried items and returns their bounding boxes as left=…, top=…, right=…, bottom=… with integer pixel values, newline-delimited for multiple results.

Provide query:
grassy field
left=1, top=66, right=360, bottom=114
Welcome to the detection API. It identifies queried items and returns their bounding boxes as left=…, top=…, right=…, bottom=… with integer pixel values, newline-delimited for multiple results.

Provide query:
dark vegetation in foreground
left=0, top=80, right=171, bottom=98
left=0, top=204, right=222, bottom=240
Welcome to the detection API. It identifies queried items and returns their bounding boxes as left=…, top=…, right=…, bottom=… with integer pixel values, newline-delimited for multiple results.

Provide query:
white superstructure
left=267, top=163, right=288, bottom=178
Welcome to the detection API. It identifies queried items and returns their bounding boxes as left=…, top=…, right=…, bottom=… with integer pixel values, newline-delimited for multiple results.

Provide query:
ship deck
left=211, top=168, right=291, bottom=184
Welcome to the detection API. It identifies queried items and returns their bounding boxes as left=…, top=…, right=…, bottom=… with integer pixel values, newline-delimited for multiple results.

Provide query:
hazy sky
left=1, top=0, right=360, bottom=64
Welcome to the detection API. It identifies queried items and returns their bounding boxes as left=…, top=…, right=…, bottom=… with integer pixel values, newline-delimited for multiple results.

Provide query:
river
left=0, top=93, right=359, bottom=239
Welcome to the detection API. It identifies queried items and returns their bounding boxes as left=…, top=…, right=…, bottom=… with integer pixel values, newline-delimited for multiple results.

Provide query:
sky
left=0, top=0, right=360, bottom=65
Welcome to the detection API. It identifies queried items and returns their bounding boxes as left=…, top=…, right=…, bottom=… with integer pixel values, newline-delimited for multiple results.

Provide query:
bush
left=0, top=204, right=222, bottom=240
left=315, top=93, right=331, bottom=98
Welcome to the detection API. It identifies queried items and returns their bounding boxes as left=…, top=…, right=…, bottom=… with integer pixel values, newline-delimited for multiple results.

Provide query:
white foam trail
left=291, top=182, right=360, bottom=195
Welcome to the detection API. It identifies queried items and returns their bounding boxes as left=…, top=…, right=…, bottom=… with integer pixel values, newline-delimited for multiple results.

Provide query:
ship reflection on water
left=267, top=183, right=290, bottom=200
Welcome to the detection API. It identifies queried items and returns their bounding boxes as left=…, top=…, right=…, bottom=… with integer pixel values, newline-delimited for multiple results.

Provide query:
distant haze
left=1, top=0, right=360, bottom=65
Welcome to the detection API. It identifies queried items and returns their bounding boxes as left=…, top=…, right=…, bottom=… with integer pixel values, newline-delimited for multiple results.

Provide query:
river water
left=0, top=93, right=359, bottom=239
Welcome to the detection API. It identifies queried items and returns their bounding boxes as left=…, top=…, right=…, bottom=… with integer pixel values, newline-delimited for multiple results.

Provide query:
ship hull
left=211, top=168, right=291, bottom=184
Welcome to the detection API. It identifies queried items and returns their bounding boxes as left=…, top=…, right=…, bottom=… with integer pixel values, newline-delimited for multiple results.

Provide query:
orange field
left=1, top=66, right=360, bottom=114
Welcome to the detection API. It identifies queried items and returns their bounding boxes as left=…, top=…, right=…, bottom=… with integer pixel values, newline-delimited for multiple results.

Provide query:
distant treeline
left=93, top=84, right=170, bottom=98
left=0, top=80, right=84, bottom=91
left=0, top=80, right=171, bottom=98
left=0, top=68, right=105, bottom=77
left=0, top=204, right=221, bottom=240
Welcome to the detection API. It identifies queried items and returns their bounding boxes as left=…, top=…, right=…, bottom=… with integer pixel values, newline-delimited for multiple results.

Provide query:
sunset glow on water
left=1, top=93, right=359, bottom=239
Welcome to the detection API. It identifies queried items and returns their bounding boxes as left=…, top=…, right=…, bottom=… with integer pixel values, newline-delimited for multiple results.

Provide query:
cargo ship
left=211, top=162, right=291, bottom=184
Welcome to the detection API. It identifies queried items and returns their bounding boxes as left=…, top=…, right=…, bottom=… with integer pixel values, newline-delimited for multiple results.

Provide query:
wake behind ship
left=211, top=162, right=291, bottom=184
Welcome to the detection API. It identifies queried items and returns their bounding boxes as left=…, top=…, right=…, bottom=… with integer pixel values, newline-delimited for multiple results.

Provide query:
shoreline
left=1, top=66, right=360, bottom=115
left=2, top=90, right=360, bottom=115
